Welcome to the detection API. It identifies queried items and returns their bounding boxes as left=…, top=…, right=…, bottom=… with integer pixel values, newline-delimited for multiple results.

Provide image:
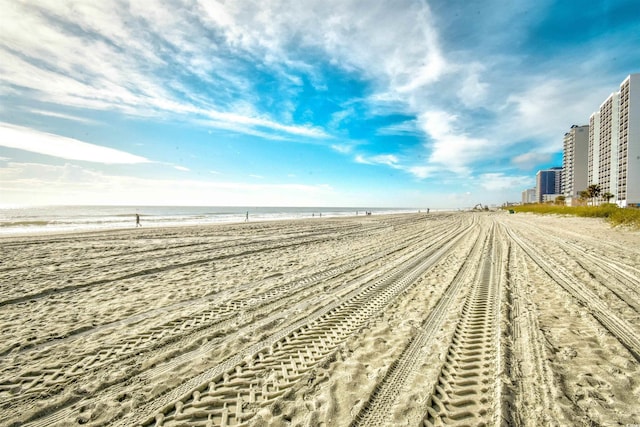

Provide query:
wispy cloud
left=0, top=123, right=150, bottom=164
left=1, top=0, right=638, bottom=207
left=0, top=0, right=614, bottom=177
left=0, top=1, right=330, bottom=141
left=330, top=144, right=353, bottom=154
left=376, top=120, right=420, bottom=136
left=355, top=152, right=440, bottom=180
left=27, top=109, right=100, bottom=125
left=203, top=111, right=328, bottom=139
left=479, top=173, right=533, bottom=192
left=356, top=154, right=400, bottom=168
left=512, top=152, right=553, bottom=170
left=0, top=161, right=337, bottom=206
left=406, top=165, right=437, bottom=180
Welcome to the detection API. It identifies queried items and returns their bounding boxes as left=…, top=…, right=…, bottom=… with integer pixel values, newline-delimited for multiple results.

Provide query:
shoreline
left=0, top=211, right=430, bottom=239
left=0, top=206, right=431, bottom=238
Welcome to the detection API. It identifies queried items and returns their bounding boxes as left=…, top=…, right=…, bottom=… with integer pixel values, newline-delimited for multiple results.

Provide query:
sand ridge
left=0, top=212, right=638, bottom=426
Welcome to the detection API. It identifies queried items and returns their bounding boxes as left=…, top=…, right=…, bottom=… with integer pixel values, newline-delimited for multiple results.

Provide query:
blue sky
left=1, top=0, right=639, bottom=208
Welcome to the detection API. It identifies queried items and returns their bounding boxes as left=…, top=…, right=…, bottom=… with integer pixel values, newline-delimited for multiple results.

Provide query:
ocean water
left=0, top=205, right=421, bottom=235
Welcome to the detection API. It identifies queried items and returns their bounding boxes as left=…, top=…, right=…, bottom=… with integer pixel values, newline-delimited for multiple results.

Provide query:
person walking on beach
left=245, top=211, right=249, bottom=222
left=136, top=213, right=141, bottom=227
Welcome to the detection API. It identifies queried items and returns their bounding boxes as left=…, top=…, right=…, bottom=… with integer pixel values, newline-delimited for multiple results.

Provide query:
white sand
left=0, top=212, right=638, bottom=426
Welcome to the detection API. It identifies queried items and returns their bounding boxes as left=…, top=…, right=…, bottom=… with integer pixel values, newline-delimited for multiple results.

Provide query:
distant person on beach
left=136, top=214, right=141, bottom=227
left=245, top=211, right=249, bottom=222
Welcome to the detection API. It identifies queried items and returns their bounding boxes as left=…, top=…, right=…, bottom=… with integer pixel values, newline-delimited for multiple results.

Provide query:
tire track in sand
left=505, top=233, right=565, bottom=426
left=420, top=222, right=509, bottom=426
left=1, top=219, right=445, bottom=421
left=506, top=228, right=640, bottom=362
left=15, top=217, right=471, bottom=427
left=348, top=220, right=486, bottom=426
left=107, top=221, right=474, bottom=427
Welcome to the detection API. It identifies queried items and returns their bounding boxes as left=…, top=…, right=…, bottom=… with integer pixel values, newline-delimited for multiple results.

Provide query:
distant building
left=587, top=73, right=640, bottom=207
left=521, top=188, right=536, bottom=204
left=562, top=125, right=589, bottom=205
left=536, top=167, right=563, bottom=203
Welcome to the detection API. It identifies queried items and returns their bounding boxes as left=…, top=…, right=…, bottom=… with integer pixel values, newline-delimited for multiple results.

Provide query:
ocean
left=0, top=205, right=422, bottom=235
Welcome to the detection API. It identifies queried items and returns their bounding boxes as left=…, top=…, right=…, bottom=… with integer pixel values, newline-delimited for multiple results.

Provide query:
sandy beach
left=0, top=212, right=638, bottom=426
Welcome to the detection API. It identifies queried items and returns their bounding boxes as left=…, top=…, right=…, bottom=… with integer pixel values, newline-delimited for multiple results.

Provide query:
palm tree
left=578, top=190, right=590, bottom=205
left=587, top=184, right=601, bottom=205
left=602, top=192, right=614, bottom=204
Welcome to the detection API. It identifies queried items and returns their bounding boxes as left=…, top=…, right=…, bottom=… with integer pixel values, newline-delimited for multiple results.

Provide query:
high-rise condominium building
left=536, top=167, right=562, bottom=203
left=618, top=74, right=640, bottom=207
left=588, top=112, right=600, bottom=185
left=588, top=73, right=640, bottom=206
left=598, top=92, right=620, bottom=200
left=562, top=124, right=589, bottom=205
left=521, top=188, right=536, bottom=204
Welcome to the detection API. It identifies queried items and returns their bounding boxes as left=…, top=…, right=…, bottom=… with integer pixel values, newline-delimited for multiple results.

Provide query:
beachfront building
left=521, top=188, right=536, bottom=204
left=594, top=92, right=620, bottom=202
left=617, top=74, right=640, bottom=207
left=588, top=112, right=600, bottom=188
left=562, top=125, right=589, bottom=205
left=536, top=167, right=563, bottom=203
left=587, top=73, right=640, bottom=207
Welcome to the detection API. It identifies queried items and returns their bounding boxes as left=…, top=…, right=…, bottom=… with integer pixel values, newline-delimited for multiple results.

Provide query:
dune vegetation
left=507, top=203, right=640, bottom=228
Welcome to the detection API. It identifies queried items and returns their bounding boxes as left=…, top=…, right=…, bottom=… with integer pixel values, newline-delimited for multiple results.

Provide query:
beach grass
left=506, top=203, right=640, bottom=228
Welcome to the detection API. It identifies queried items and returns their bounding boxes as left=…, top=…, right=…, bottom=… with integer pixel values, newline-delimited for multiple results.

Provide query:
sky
left=1, top=0, right=639, bottom=208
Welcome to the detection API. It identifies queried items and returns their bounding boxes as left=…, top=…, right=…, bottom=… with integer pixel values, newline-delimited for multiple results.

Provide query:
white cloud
left=371, top=154, right=400, bottom=167
left=331, top=144, right=353, bottom=154
left=512, top=152, right=553, bottom=170
left=195, top=0, right=448, bottom=96
left=354, top=152, right=442, bottom=180
left=354, top=154, right=400, bottom=168
left=406, top=165, right=436, bottom=179
left=457, top=63, right=489, bottom=108
left=376, top=120, right=420, bottom=136
left=0, top=1, right=330, bottom=141
left=1, top=0, right=631, bottom=193
left=354, top=155, right=368, bottom=165
left=27, top=109, right=100, bottom=125
left=329, top=108, right=355, bottom=130
left=504, top=78, right=607, bottom=144
left=0, top=123, right=150, bottom=164
left=0, top=161, right=337, bottom=207
left=203, top=110, right=328, bottom=139
left=419, top=111, right=490, bottom=174
left=174, top=166, right=190, bottom=172
left=479, top=173, right=532, bottom=192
